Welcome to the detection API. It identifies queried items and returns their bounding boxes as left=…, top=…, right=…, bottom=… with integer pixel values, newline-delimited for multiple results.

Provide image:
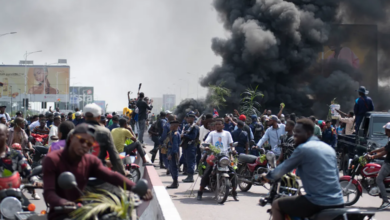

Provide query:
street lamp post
left=0, top=32, right=17, bottom=37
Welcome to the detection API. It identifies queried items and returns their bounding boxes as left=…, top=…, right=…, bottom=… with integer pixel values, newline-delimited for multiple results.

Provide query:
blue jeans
left=377, top=162, right=390, bottom=203
left=235, top=146, right=246, bottom=155
left=169, top=153, right=179, bottom=181
left=185, top=145, right=197, bottom=175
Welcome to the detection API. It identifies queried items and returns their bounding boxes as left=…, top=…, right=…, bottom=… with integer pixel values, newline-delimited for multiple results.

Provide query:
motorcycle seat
left=309, top=208, right=375, bottom=220
left=238, top=154, right=258, bottom=164
left=34, top=145, right=49, bottom=154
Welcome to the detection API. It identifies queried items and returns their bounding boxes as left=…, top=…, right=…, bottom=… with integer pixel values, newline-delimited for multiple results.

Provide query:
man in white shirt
left=198, top=118, right=238, bottom=201
left=0, top=105, right=11, bottom=123
left=205, top=118, right=234, bottom=154
left=29, top=114, right=46, bottom=130
left=336, top=109, right=355, bottom=135
left=255, top=115, right=286, bottom=156
left=48, top=115, right=61, bottom=146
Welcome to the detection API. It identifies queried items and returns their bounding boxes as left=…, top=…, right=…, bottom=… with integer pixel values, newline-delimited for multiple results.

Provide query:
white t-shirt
left=198, top=125, right=210, bottom=142
left=48, top=125, right=58, bottom=146
left=205, top=130, right=233, bottom=153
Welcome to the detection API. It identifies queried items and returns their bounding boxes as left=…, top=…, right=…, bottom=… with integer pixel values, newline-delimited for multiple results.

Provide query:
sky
left=0, top=0, right=225, bottom=111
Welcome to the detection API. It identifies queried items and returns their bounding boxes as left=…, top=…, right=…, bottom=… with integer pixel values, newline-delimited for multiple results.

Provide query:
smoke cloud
left=174, top=0, right=390, bottom=118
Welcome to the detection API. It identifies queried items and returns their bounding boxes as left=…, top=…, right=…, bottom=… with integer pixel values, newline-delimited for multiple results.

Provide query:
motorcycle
left=27, top=172, right=149, bottom=220
left=339, top=153, right=390, bottom=206
left=119, top=152, right=141, bottom=183
left=200, top=143, right=237, bottom=204
left=259, top=178, right=375, bottom=220
left=0, top=166, right=43, bottom=220
left=236, top=148, right=277, bottom=192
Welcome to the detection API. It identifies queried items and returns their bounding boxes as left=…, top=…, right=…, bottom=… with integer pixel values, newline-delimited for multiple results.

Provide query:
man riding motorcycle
left=43, top=124, right=153, bottom=220
left=261, top=118, right=344, bottom=220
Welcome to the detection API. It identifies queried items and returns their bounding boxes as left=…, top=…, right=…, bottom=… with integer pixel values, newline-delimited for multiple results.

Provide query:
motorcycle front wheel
left=217, top=177, right=230, bottom=204
left=238, top=166, right=252, bottom=192
left=339, top=179, right=361, bottom=206
left=128, top=166, right=141, bottom=183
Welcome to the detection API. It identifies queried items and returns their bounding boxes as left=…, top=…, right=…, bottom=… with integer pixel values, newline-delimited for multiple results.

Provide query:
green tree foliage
left=240, top=86, right=263, bottom=117
left=208, top=81, right=231, bottom=109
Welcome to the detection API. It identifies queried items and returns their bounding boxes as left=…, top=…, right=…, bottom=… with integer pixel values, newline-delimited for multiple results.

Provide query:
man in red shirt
left=43, top=124, right=152, bottom=220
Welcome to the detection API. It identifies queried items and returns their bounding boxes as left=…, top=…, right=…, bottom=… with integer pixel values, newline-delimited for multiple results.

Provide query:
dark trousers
left=185, top=144, right=196, bottom=175
left=150, top=136, right=159, bottom=163
left=124, top=141, right=145, bottom=158
left=169, top=153, right=179, bottom=181
left=196, top=144, right=201, bottom=168
left=161, top=153, right=169, bottom=169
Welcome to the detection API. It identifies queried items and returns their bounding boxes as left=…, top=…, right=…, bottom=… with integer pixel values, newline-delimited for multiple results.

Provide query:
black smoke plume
left=175, top=0, right=390, bottom=118
left=174, top=98, right=206, bottom=121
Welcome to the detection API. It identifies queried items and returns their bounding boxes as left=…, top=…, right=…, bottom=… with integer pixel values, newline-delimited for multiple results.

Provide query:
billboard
left=94, top=100, right=106, bottom=114
left=163, top=94, right=176, bottom=111
left=0, top=65, right=70, bottom=102
left=69, top=86, right=94, bottom=109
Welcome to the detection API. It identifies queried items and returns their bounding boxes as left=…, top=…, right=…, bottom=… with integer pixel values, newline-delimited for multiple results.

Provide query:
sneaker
left=378, top=201, right=390, bottom=210
left=32, top=193, right=41, bottom=200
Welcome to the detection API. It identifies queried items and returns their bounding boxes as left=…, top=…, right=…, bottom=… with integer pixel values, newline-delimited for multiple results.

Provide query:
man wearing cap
left=48, top=115, right=61, bottom=146
left=100, top=115, right=107, bottom=127
left=72, top=112, right=84, bottom=126
left=354, top=86, right=374, bottom=131
left=159, top=115, right=176, bottom=175
left=166, top=120, right=181, bottom=189
left=235, top=115, right=254, bottom=142
left=106, top=114, right=113, bottom=127
left=83, top=103, right=126, bottom=176
left=366, top=122, right=390, bottom=210
left=255, top=115, right=286, bottom=157
left=108, top=116, right=120, bottom=131
left=224, top=114, right=235, bottom=133
left=0, top=105, right=11, bottom=123
left=181, top=113, right=199, bottom=183
left=43, top=123, right=153, bottom=219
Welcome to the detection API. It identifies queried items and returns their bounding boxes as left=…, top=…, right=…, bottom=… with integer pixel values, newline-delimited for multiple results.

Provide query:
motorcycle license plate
left=217, top=166, right=229, bottom=171
left=15, top=211, right=36, bottom=220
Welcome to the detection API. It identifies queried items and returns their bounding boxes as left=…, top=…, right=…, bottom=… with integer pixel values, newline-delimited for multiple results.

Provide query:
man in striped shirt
left=277, top=120, right=296, bottom=165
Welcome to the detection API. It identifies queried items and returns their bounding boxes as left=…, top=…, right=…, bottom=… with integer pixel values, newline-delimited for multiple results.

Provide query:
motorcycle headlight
left=219, top=157, right=230, bottom=167
left=0, top=197, right=22, bottom=219
left=266, top=151, right=275, bottom=162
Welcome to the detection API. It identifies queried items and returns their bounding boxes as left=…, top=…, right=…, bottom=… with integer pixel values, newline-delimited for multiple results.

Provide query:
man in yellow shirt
left=111, top=118, right=152, bottom=166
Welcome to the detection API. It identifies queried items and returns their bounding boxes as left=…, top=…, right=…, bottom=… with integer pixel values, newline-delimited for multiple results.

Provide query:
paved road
left=30, top=136, right=390, bottom=220
left=143, top=136, right=390, bottom=220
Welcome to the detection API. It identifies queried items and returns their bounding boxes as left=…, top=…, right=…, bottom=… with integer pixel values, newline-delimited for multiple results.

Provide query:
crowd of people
left=0, top=84, right=387, bottom=220
left=146, top=85, right=390, bottom=219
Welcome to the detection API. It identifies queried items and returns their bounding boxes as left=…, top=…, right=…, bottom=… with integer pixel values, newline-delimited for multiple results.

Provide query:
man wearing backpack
left=354, top=86, right=374, bottom=131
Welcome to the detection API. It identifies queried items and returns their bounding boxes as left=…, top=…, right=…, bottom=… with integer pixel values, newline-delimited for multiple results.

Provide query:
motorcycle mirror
left=31, top=165, right=42, bottom=177
left=58, top=172, right=78, bottom=190
left=132, top=179, right=149, bottom=197
left=232, top=142, right=238, bottom=148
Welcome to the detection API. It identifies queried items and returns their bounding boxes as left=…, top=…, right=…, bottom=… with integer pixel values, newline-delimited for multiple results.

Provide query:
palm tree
left=208, top=81, right=231, bottom=109
left=240, top=85, right=264, bottom=117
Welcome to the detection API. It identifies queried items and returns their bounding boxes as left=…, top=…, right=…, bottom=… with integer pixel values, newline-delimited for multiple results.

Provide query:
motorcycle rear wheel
left=217, top=177, right=230, bottom=204
left=238, top=167, right=252, bottom=192
left=339, top=179, right=361, bottom=206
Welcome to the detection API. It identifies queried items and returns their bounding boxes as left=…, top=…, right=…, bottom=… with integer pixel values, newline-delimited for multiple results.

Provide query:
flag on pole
left=213, top=108, right=219, bottom=118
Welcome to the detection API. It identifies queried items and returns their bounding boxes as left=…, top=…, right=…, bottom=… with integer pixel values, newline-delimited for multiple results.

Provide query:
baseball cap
left=270, top=115, right=278, bottom=122
left=281, top=114, right=285, bottom=118
left=239, top=115, right=246, bottom=121
left=383, top=122, right=390, bottom=130
left=83, top=103, right=102, bottom=117
left=75, top=112, right=82, bottom=117
left=250, top=114, right=257, bottom=119
left=72, top=123, right=96, bottom=138
left=165, top=110, right=172, bottom=114
left=107, top=114, right=113, bottom=119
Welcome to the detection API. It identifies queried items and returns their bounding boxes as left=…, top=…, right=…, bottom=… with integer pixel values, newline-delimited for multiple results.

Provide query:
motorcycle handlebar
left=54, top=206, right=77, bottom=211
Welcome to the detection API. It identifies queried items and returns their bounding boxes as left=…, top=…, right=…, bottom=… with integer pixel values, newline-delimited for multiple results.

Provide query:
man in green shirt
left=111, top=118, right=152, bottom=165
left=310, top=116, right=322, bottom=139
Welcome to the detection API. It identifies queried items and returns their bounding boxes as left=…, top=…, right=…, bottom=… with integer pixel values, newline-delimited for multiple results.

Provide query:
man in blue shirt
left=322, top=120, right=337, bottom=149
left=182, top=114, right=199, bottom=183
left=166, top=120, right=181, bottom=189
left=354, top=86, right=374, bottom=131
left=108, top=116, right=120, bottom=131
left=224, top=115, right=235, bottom=133
left=261, top=118, right=344, bottom=219
left=231, top=120, right=249, bottom=154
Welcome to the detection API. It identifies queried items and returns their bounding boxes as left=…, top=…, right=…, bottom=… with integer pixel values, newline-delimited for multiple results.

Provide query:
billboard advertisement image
left=69, top=86, right=94, bottom=109
left=0, top=65, right=70, bottom=102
